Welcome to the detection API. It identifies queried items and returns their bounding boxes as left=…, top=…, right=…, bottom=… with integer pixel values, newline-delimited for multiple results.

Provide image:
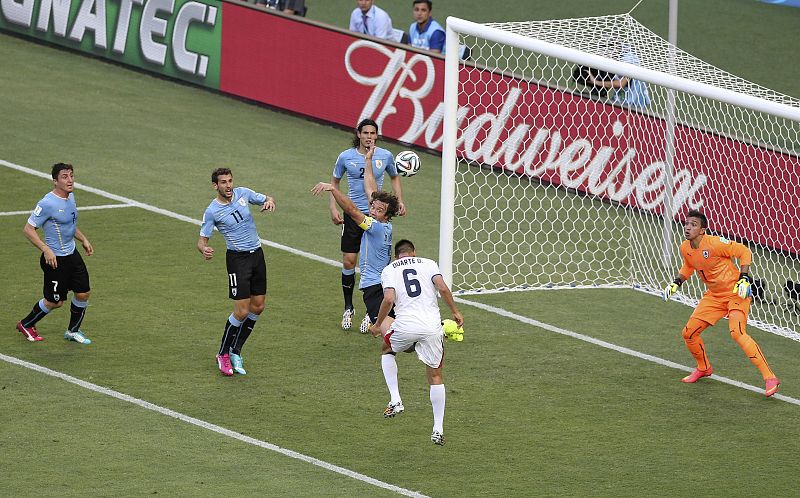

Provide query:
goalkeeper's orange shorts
left=690, top=293, right=751, bottom=326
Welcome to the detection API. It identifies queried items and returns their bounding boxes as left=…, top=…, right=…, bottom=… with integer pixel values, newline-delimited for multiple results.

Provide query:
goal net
left=439, top=14, right=800, bottom=340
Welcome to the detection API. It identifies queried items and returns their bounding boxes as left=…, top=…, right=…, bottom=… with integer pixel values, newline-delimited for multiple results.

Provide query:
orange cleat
left=681, top=367, right=713, bottom=383
left=765, top=378, right=780, bottom=397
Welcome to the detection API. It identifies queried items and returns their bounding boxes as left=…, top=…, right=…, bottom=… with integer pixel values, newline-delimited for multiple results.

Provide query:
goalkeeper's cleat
left=16, top=322, right=43, bottom=342
left=359, top=314, right=371, bottom=334
left=734, top=274, right=752, bottom=299
left=230, top=353, right=246, bottom=375
left=216, top=354, right=234, bottom=376
left=341, top=308, right=355, bottom=330
left=681, top=367, right=713, bottom=383
left=64, top=330, right=91, bottom=345
left=431, top=431, right=445, bottom=446
left=383, top=401, right=404, bottom=418
left=662, top=282, right=679, bottom=301
left=765, top=377, right=781, bottom=397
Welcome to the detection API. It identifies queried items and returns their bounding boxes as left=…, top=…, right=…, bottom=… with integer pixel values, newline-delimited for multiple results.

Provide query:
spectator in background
left=349, top=0, right=394, bottom=40
left=261, top=0, right=307, bottom=16
left=408, top=0, right=445, bottom=53
left=587, top=42, right=651, bottom=109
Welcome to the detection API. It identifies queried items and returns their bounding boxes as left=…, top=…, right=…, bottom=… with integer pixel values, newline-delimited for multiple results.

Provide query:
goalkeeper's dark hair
left=371, top=190, right=399, bottom=221
left=686, top=209, right=708, bottom=228
left=211, top=167, right=232, bottom=184
left=394, top=239, right=415, bottom=257
left=51, top=162, right=73, bottom=179
left=352, top=118, right=379, bottom=148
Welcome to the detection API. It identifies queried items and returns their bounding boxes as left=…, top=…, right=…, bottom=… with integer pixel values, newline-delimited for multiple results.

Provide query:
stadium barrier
left=2, top=0, right=797, bottom=253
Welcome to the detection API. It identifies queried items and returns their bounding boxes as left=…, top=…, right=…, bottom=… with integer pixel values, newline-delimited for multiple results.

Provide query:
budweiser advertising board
left=220, top=4, right=799, bottom=254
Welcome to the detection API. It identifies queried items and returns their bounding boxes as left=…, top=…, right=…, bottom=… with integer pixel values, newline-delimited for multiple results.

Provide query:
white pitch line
left=455, top=296, right=800, bottom=405
left=0, top=203, right=134, bottom=217
left=0, top=353, right=428, bottom=498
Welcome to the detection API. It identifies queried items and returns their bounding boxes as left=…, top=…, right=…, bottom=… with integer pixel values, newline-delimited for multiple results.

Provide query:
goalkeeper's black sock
left=342, top=269, right=356, bottom=310
left=231, top=313, right=259, bottom=355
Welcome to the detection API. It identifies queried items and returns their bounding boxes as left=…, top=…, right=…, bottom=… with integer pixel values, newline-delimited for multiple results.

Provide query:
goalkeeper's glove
left=663, top=279, right=681, bottom=301
left=734, top=273, right=752, bottom=299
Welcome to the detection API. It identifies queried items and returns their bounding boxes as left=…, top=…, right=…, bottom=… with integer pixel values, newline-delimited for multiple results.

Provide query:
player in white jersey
left=369, top=239, right=463, bottom=446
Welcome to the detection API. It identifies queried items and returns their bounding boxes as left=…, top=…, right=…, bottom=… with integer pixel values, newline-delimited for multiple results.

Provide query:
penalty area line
left=455, top=297, right=800, bottom=406
left=0, top=353, right=429, bottom=498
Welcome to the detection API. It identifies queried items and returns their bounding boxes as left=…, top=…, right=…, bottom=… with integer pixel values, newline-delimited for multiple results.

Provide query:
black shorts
left=362, top=283, right=395, bottom=324
left=225, top=247, right=267, bottom=300
left=40, top=251, right=90, bottom=302
left=340, top=212, right=366, bottom=254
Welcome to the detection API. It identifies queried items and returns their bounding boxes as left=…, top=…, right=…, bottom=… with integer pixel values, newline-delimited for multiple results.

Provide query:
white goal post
left=440, top=15, right=800, bottom=340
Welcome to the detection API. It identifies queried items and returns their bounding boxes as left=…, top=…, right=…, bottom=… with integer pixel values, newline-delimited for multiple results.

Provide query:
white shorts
left=385, top=326, right=444, bottom=368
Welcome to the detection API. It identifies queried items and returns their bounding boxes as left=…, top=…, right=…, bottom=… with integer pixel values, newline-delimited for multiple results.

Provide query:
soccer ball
left=442, top=319, right=464, bottom=342
left=395, top=150, right=421, bottom=177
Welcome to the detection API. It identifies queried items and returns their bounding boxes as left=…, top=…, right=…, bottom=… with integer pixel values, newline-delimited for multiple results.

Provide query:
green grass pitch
left=3, top=3, right=800, bottom=495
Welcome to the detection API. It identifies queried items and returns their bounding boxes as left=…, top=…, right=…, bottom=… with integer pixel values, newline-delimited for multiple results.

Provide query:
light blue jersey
left=27, top=192, right=78, bottom=256
left=357, top=215, right=392, bottom=289
left=200, top=187, right=267, bottom=252
left=614, top=46, right=651, bottom=108
left=332, top=147, right=397, bottom=213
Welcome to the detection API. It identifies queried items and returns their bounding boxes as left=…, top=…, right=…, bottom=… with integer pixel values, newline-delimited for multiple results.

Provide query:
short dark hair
left=211, top=167, right=232, bottom=184
left=394, top=239, right=415, bottom=257
left=413, top=0, right=432, bottom=8
left=371, top=190, right=400, bottom=221
left=686, top=209, right=708, bottom=228
left=51, top=163, right=73, bottom=179
left=352, top=118, right=379, bottom=148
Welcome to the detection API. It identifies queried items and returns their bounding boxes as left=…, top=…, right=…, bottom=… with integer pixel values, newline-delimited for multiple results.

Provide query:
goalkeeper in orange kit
left=663, top=210, right=780, bottom=397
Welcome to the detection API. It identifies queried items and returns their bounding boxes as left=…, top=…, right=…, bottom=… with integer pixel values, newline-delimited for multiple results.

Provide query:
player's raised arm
left=312, top=182, right=366, bottom=225
left=363, top=144, right=378, bottom=201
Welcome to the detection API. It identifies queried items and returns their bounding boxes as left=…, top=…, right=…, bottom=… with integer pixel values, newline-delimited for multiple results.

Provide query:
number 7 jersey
left=380, top=256, right=443, bottom=333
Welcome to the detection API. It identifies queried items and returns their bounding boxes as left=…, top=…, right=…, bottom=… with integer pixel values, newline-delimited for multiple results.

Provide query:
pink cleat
left=16, top=322, right=43, bottom=342
left=765, top=378, right=781, bottom=397
left=681, top=367, right=713, bottom=383
left=216, top=354, right=234, bottom=376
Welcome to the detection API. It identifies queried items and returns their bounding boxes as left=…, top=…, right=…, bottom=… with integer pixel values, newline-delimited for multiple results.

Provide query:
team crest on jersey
left=238, top=198, right=247, bottom=207
left=376, top=160, right=383, bottom=168
left=702, top=250, right=709, bottom=259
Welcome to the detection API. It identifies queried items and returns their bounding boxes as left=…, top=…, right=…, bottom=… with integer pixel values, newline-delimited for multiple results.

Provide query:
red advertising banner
left=219, top=4, right=800, bottom=254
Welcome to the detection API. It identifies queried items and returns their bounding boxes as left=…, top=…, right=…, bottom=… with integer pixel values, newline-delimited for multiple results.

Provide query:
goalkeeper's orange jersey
left=679, top=235, right=752, bottom=297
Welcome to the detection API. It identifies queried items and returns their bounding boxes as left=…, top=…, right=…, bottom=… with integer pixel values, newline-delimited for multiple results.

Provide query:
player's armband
left=358, top=216, right=374, bottom=231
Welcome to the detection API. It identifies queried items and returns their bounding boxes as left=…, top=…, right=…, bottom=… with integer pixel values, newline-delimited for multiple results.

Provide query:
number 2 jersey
left=200, top=187, right=267, bottom=252
left=678, top=235, right=752, bottom=297
left=380, top=256, right=443, bottom=334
